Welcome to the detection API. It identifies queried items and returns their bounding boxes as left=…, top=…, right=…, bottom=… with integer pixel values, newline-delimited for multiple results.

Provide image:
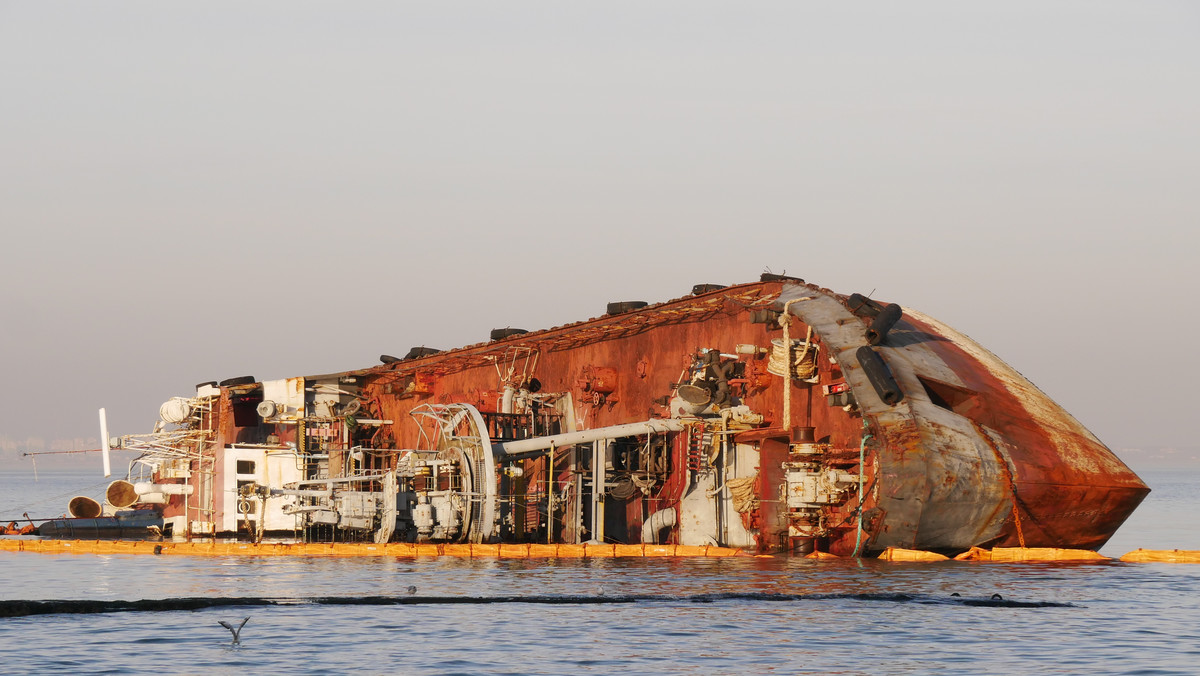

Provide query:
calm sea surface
left=1, top=468, right=1198, bottom=675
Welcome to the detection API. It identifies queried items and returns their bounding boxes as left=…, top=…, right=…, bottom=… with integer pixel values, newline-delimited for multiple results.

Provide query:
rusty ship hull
left=92, top=277, right=1147, bottom=556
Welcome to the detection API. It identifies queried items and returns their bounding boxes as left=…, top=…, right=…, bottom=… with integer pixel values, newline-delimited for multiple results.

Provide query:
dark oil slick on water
left=2, top=469, right=1199, bottom=675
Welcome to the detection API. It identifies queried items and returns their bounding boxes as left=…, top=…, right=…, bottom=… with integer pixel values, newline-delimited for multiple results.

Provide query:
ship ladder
left=685, top=427, right=706, bottom=473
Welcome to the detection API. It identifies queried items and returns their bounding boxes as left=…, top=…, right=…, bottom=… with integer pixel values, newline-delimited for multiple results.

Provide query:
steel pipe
left=642, top=507, right=677, bottom=544
left=495, top=419, right=686, bottom=458
left=134, top=482, right=194, bottom=496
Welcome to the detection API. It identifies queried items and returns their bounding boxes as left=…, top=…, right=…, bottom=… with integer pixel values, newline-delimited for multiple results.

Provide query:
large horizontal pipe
left=265, top=473, right=395, bottom=498
left=495, top=419, right=686, bottom=458
left=283, top=473, right=392, bottom=487
left=134, top=482, right=194, bottom=496
left=269, top=488, right=333, bottom=498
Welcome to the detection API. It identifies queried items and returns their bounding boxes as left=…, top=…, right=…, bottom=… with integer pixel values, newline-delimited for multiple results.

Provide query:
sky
left=1, top=2, right=1197, bottom=467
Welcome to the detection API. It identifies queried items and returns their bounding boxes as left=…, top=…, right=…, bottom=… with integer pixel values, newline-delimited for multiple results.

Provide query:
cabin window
left=236, top=460, right=256, bottom=475
left=917, top=375, right=978, bottom=416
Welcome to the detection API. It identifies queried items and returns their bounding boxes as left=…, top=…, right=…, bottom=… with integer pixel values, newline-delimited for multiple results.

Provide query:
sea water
left=1, top=469, right=1198, bottom=675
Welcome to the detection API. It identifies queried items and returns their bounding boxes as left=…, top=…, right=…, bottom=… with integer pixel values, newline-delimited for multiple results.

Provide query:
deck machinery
left=100, top=277, right=1148, bottom=556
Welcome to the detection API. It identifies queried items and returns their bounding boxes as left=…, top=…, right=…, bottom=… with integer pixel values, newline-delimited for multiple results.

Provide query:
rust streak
left=971, top=420, right=1025, bottom=548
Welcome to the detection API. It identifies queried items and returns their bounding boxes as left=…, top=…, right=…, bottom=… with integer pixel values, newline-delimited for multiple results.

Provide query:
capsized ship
left=93, top=276, right=1147, bottom=556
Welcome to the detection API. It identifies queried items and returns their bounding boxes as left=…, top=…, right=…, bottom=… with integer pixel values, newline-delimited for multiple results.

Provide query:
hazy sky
left=1, top=2, right=1197, bottom=458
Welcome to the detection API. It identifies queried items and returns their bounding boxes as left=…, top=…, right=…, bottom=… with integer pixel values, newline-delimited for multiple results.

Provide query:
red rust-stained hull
left=102, top=278, right=1147, bottom=555
left=898, top=309, right=1147, bottom=551
left=780, top=286, right=1148, bottom=554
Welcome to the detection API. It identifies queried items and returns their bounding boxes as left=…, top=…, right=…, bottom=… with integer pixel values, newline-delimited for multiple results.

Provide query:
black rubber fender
left=855, top=346, right=903, bottom=406
left=195, top=381, right=217, bottom=390
left=379, top=355, right=401, bottom=364
left=866, top=303, right=902, bottom=346
left=490, top=328, right=529, bottom=341
left=759, top=273, right=805, bottom=283
left=848, top=293, right=883, bottom=318
left=219, top=376, right=257, bottom=387
left=691, top=283, right=727, bottom=295
left=403, top=346, right=442, bottom=360
left=606, top=301, right=649, bottom=315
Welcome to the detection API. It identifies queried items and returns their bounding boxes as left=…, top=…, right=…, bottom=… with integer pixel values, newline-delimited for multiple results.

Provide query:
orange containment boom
left=1119, top=549, right=1200, bottom=563
left=810, top=546, right=1118, bottom=563
left=0, top=539, right=747, bottom=559
left=877, top=547, right=951, bottom=562
left=805, top=550, right=843, bottom=560
left=954, top=547, right=1110, bottom=562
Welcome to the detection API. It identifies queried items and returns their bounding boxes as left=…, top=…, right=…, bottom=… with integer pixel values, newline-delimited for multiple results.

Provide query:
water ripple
left=3, top=469, right=1199, bottom=674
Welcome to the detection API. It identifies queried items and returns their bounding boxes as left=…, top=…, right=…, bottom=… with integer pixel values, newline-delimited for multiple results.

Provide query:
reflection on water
left=2, top=470, right=1199, bottom=674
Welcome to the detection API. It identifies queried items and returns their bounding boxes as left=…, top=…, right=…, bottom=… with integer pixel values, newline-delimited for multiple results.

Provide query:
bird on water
left=219, top=617, right=250, bottom=645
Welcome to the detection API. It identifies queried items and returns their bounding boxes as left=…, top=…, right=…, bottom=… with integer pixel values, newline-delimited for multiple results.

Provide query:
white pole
left=99, top=408, right=111, bottom=477
left=592, top=440, right=605, bottom=544
left=496, top=419, right=685, bottom=458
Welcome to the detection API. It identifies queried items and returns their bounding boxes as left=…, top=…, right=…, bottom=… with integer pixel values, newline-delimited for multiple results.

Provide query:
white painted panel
left=220, top=446, right=304, bottom=533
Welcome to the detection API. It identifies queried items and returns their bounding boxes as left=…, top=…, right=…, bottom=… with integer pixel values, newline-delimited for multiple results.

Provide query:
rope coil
left=767, top=327, right=818, bottom=380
